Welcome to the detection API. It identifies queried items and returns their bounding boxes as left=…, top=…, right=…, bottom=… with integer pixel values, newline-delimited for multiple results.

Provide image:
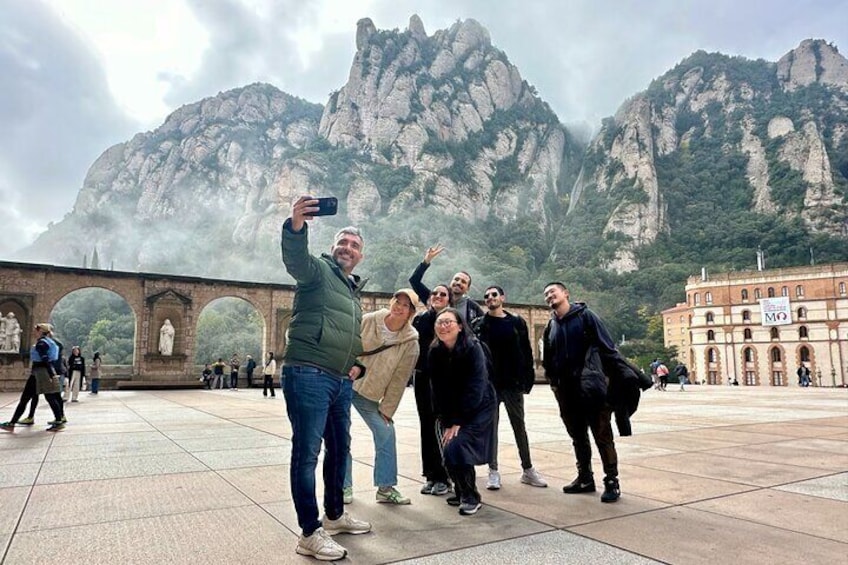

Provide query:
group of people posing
left=280, top=196, right=650, bottom=562
left=1, top=325, right=103, bottom=432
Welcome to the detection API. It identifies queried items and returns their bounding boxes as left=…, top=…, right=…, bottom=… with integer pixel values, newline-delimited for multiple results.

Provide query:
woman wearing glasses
left=410, top=247, right=456, bottom=496
left=428, top=308, right=496, bottom=516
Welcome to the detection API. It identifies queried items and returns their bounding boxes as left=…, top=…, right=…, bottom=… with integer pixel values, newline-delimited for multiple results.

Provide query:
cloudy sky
left=1, top=0, right=845, bottom=258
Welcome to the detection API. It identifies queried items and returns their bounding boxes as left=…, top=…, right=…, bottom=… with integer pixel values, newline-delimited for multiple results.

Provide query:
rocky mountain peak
left=319, top=17, right=574, bottom=223
left=777, top=39, right=848, bottom=92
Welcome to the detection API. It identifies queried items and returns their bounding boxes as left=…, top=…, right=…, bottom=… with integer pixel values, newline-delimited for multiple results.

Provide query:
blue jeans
left=345, top=392, right=398, bottom=489
left=282, top=364, right=353, bottom=537
left=90, top=378, right=100, bottom=394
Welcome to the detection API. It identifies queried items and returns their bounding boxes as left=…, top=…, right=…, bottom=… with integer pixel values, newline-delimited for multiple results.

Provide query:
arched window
left=770, top=327, right=779, bottom=340
left=694, top=293, right=701, bottom=306
left=799, top=326, right=808, bottom=339
left=797, top=306, right=807, bottom=319
left=707, top=348, right=717, bottom=363
left=706, top=312, right=715, bottom=324
left=705, top=291, right=713, bottom=304
left=795, top=285, right=804, bottom=297
left=744, top=347, right=754, bottom=362
left=742, top=310, right=751, bottom=322
left=767, top=287, right=775, bottom=298
left=754, top=288, right=762, bottom=299
left=679, top=315, right=684, bottom=323
left=744, top=328, right=752, bottom=340
left=781, top=286, right=789, bottom=297
left=741, top=289, right=749, bottom=301
left=707, top=330, right=716, bottom=342
left=666, top=317, right=671, bottom=324
left=800, top=346, right=810, bottom=363
left=771, top=348, right=782, bottom=362
left=840, top=282, right=847, bottom=296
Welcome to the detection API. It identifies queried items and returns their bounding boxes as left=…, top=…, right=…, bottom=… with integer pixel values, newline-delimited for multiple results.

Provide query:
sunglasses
left=431, top=291, right=449, bottom=298
left=484, top=292, right=500, bottom=299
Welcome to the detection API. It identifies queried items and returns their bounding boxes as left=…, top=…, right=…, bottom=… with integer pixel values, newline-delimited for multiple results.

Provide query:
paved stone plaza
left=1, top=385, right=846, bottom=564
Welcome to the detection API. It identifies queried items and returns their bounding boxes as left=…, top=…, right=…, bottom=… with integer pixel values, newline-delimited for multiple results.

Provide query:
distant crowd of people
left=1, top=325, right=102, bottom=433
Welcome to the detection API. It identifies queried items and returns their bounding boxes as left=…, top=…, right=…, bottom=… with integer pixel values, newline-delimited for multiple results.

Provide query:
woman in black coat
left=411, top=282, right=454, bottom=496
left=428, top=308, right=496, bottom=516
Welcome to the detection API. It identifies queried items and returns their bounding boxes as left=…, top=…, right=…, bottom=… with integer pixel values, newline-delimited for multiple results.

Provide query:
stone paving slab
left=1, top=386, right=846, bottom=564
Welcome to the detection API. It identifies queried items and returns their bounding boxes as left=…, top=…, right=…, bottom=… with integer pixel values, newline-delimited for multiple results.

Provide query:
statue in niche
left=0, top=312, right=6, bottom=351
left=1, top=312, right=22, bottom=353
left=158, top=319, right=175, bottom=356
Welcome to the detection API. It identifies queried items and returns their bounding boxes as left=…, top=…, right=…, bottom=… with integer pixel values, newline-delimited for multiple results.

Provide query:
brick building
left=664, top=263, right=848, bottom=387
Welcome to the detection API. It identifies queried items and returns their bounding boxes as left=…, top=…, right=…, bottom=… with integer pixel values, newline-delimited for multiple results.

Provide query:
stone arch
left=796, top=344, right=815, bottom=371
left=49, top=287, right=138, bottom=366
left=768, top=345, right=787, bottom=386
left=704, top=346, right=721, bottom=384
left=740, top=346, right=759, bottom=386
left=195, top=296, right=266, bottom=387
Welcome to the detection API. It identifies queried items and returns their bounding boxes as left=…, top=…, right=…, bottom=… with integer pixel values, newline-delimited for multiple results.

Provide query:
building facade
left=670, top=263, right=848, bottom=387
left=661, top=301, right=691, bottom=355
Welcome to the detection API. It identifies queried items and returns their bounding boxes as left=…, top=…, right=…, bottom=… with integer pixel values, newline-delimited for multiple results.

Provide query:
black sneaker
left=458, top=500, right=482, bottom=515
left=562, top=477, right=596, bottom=494
left=446, top=494, right=461, bottom=507
left=601, top=478, right=620, bottom=503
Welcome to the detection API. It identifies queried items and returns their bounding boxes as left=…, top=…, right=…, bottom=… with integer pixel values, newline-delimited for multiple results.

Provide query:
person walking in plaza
left=656, top=360, right=669, bottom=391
left=65, top=346, right=85, bottom=403
left=542, top=282, right=622, bottom=503
left=409, top=244, right=483, bottom=324
left=229, top=353, right=240, bottom=390
left=429, top=308, right=496, bottom=516
left=262, top=352, right=276, bottom=398
left=344, top=288, right=420, bottom=506
left=281, top=196, right=371, bottom=561
left=245, top=355, right=256, bottom=388
left=473, top=285, right=547, bottom=491
left=674, top=362, right=689, bottom=391
left=409, top=269, right=455, bottom=497
left=89, top=351, right=102, bottom=394
left=1, top=324, right=66, bottom=432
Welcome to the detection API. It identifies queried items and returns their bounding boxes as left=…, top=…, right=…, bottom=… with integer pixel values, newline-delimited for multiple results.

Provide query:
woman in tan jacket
left=344, top=289, right=420, bottom=505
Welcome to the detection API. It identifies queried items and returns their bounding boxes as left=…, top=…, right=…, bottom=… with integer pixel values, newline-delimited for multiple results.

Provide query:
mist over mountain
left=19, top=17, right=848, bottom=340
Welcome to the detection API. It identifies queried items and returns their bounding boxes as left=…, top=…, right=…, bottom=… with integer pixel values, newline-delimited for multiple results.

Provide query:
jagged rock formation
left=22, top=25, right=847, bottom=284
left=574, top=39, right=848, bottom=272
left=320, top=16, right=578, bottom=222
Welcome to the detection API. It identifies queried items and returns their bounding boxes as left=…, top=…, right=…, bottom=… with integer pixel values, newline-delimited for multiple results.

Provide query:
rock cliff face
left=576, top=39, right=848, bottom=272
left=320, top=16, right=577, bottom=222
left=26, top=17, right=579, bottom=278
left=23, top=28, right=847, bottom=282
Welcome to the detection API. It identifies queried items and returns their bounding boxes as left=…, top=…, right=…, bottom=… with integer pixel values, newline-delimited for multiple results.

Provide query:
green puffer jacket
left=281, top=220, right=366, bottom=376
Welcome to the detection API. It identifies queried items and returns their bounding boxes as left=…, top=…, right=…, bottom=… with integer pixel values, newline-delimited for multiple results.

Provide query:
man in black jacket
left=542, top=282, right=621, bottom=503
left=474, top=286, right=547, bottom=491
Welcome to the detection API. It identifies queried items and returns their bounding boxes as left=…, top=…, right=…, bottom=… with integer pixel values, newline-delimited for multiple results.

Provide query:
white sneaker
left=322, top=512, right=372, bottom=535
left=296, top=527, right=347, bottom=561
left=520, top=467, right=548, bottom=487
left=486, top=468, right=501, bottom=490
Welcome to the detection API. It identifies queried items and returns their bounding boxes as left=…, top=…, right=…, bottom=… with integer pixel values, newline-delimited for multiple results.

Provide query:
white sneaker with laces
left=486, top=468, right=501, bottom=490
left=296, top=527, right=347, bottom=561
left=322, top=512, right=372, bottom=536
left=520, top=467, right=548, bottom=487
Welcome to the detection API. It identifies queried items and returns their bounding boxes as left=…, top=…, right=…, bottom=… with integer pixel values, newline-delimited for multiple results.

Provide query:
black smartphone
left=310, top=197, right=338, bottom=216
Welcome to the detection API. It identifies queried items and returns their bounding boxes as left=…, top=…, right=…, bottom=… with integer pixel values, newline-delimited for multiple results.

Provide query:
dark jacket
left=281, top=219, right=365, bottom=376
left=68, top=354, right=86, bottom=377
left=245, top=358, right=257, bottom=374
left=473, top=311, right=535, bottom=393
left=409, top=262, right=483, bottom=323
left=543, top=303, right=650, bottom=436
left=412, top=308, right=438, bottom=374
left=428, top=337, right=496, bottom=466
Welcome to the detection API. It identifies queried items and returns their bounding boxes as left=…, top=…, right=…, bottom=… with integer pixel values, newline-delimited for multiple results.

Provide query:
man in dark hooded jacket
left=542, top=282, right=621, bottom=503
